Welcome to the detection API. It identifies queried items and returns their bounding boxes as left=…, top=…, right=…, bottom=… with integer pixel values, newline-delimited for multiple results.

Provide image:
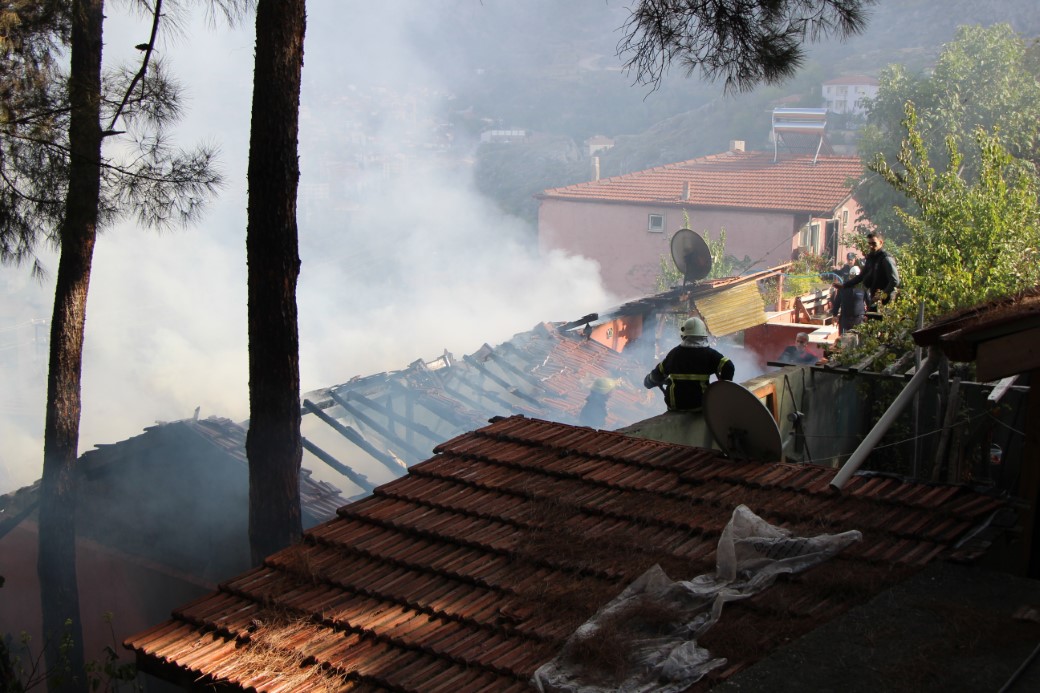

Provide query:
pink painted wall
left=538, top=199, right=802, bottom=300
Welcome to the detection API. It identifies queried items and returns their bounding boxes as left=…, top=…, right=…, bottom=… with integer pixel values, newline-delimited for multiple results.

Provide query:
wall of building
left=538, top=199, right=800, bottom=300
left=589, top=314, right=644, bottom=353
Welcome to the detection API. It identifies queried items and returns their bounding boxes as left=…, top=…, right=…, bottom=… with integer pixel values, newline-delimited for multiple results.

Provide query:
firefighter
left=643, top=317, right=734, bottom=412
left=579, top=376, right=617, bottom=428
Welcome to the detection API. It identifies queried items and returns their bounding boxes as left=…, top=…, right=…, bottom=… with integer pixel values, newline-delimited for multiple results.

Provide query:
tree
left=245, top=0, right=307, bottom=564
left=619, top=0, right=874, bottom=92
left=1, top=2, right=230, bottom=688
left=846, top=104, right=1040, bottom=362
left=858, top=23, right=1040, bottom=242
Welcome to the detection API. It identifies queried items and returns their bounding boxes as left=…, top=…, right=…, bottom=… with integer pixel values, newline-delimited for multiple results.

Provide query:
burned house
left=122, top=286, right=1040, bottom=691
left=296, top=271, right=781, bottom=498
left=0, top=417, right=345, bottom=666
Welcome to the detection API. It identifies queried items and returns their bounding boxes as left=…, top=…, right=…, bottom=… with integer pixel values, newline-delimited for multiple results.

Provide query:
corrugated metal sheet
left=695, top=281, right=766, bottom=336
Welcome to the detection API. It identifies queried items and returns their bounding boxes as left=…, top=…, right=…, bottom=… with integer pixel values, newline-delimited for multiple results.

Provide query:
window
left=809, top=223, right=820, bottom=252
left=842, top=209, right=849, bottom=228
left=648, top=214, right=665, bottom=233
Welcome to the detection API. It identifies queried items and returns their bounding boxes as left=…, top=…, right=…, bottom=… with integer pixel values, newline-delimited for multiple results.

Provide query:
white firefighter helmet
left=680, top=317, right=708, bottom=338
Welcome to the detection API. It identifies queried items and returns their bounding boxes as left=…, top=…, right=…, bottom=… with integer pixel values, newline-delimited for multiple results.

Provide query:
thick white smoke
left=0, top=1, right=620, bottom=493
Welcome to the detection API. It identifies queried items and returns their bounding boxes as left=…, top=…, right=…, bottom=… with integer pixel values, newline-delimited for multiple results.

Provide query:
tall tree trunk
left=37, top=0, right=104, bottom=690
left=245, top=0, right=306, bottom=565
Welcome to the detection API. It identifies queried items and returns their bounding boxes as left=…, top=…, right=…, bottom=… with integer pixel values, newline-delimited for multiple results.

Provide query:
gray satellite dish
left=670, top=228, right=712, bottom=284
left=704, top=381, right=783, bottom=462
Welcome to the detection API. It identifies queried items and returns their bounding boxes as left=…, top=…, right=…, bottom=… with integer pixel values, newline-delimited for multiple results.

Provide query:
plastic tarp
left=532, top=504, right=862, bottom=693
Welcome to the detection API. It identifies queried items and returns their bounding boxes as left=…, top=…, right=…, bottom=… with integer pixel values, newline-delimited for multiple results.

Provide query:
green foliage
left=656, top=253, right=683, bottom=292
left=1, top=616, right=139, bottom=692
left=858, top=24, right=1040, bottom=243
left=654, top=221, right=753, bottom=291
left=0, top=2, right=228, bottom=276
left=619, top=0, right=872, bottom=93
left=842, top=104, right=1040, bottom=362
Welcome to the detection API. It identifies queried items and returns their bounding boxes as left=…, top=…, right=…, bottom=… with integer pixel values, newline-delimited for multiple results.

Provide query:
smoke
left=0, top=1, right=620, bottom=494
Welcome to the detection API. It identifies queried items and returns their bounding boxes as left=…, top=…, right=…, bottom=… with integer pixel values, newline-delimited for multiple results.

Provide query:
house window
left=809, top=223, right=820, bottom=252
left=842, top=209, right=849, bottom=228
left=648, top=214, right=665, bottom=233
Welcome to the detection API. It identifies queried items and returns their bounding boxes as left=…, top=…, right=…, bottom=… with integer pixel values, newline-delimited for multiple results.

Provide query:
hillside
left=466, top=0, right=1040, bottom=227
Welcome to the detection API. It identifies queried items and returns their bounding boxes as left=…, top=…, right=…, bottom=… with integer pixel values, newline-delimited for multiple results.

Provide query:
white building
left=822, top=75, right=879, bottom=116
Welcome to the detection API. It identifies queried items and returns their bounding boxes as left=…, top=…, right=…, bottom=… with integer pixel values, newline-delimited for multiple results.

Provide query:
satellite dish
left=704, top=381, right=783, bottom=462
left=670, top=228, right=712, bottom=284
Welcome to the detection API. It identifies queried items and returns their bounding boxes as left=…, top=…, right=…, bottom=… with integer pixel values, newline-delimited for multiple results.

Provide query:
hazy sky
left=0, top=1, right=626, bottom=493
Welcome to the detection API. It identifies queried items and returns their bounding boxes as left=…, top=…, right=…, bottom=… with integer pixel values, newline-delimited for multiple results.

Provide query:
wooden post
left=1022, top=368, right=1040, bottom=577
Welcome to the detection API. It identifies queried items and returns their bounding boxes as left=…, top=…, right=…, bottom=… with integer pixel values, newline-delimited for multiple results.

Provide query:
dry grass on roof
left=229, top=610, right=345, bottom=693
left=556, top=593, right=684, bottom=687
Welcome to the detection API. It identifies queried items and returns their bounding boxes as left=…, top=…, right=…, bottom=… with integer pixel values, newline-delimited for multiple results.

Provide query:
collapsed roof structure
left=297, top=272, right=778, bottom=498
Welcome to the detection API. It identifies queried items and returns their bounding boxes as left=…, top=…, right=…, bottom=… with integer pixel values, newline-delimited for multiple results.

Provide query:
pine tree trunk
left=37, top=1, right=104, bottom=690
left=245, top=0, right=306, bottom=565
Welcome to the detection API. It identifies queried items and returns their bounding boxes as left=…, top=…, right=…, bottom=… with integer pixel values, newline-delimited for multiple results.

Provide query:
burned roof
left=299, top=321, right=665, bottom=495
left=126, top=415, right=1011, bottom=692
left=298, top=273, right=783, bottom=498
left=1, top=417, right=347, bottom=583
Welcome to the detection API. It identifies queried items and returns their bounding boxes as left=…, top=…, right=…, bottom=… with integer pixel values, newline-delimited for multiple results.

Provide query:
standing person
left=579, top=377, right=617, bottom=428
left=835, top=231, right=899, bottom=311
left=836, top=251, right=859, bottom=281
left=777, top=332, right=820, bottom=365
left=643, top=317, right=734, bottom=412
left=826, top=252, right=860, bottom=313
left=832, top=266, right=868, bottom=334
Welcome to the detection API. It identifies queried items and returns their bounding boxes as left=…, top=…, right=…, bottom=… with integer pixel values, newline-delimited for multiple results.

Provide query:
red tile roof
left=125, top=416, right=1009, bottom=692
left=823, top=75, right=879, bottom=86
left=539, top=150, right=863, bottom=214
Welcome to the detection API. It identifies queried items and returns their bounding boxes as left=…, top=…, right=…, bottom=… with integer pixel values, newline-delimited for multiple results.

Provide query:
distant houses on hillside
left=822, top=74, right=879, bottom=117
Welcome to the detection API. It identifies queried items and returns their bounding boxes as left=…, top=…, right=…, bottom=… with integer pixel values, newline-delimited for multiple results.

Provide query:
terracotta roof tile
left=540, top=150, right=863, bottom=213
left=126, top=416, right=1010, bottom=691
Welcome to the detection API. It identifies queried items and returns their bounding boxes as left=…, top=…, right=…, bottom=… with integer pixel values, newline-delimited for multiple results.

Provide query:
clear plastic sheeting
left=532, top=505, right=863, bottom=693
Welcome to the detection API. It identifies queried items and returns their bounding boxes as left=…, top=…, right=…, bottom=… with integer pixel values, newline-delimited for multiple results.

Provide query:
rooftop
left=538, top=150, right=862, bottom=214
left=126, top=415, right=1013, bottom=692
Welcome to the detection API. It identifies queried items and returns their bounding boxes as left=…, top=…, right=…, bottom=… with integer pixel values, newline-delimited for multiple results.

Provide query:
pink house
left=537, top=145, right=864, bottom=299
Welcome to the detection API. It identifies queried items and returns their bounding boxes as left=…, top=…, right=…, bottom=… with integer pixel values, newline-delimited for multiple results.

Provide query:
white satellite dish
left=704, top=381, right=783, bottom=462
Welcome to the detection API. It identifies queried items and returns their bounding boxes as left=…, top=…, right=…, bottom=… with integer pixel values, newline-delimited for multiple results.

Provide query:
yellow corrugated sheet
left=695, top=281, right=766, bottom=336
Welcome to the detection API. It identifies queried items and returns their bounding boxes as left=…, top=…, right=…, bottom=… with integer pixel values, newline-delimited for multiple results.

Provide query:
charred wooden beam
left=301, top=438, right=374, bottom=493
left=462, top=354, right=543, bottom=408
left=557, top=313, right=598, bottom=332
left=440, top=377, right=510, bottom=414
left=387, top=381, right=478, bottom=430
left=302, top=399, right=405, bottom=477
left=328, top=391, right=430, bottom=463
left=339, top=389, right=443, bottom=444
left=485, top=344, right=551, bottom=392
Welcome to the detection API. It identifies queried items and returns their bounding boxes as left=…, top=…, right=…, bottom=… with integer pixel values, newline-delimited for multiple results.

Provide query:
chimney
left=683, top=181, right=691, bottom=201
left=590, top=156, right=600, bottom=182
left=729, top=140, right=745, bottom=152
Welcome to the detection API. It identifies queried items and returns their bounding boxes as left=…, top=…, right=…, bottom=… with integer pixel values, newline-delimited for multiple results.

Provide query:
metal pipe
left=830, top=348, right=942, bottom=491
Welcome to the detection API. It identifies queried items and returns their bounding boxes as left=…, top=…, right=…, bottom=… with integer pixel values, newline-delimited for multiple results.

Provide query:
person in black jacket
left=836, top=231, right=899, bottom=311
left=644, top=317, right=734, bottom=412
left=832, top=265, right=868, bottom=334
